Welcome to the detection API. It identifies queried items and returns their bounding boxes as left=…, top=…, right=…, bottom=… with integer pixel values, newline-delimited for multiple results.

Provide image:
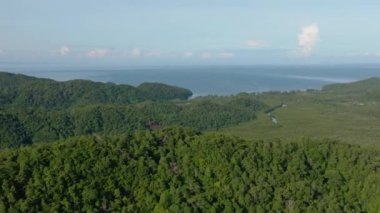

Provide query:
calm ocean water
left=3, top=65, right=380, bottom=96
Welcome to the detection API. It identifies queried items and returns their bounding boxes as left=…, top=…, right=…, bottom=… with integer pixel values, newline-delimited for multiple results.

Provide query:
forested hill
left=322, top=77, right=380, bottom=93
left=0, top=127, right=379, bottom=212
left=1, top=72, right=380, bottom=211
left=0, top=72, right=266, bottom=148
left=322, top=77, right=380, bottom=100
left=0, top=71, right=192, bottom=108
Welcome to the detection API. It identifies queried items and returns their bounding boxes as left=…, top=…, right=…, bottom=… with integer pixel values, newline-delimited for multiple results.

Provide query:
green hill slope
left=0, top=95, right=265, bottom=147
left=225, top=77, right=380, bottom=145
left=323, top=77, right=380, bottom=93
left=0, top=72, right=192, bottom=108
left=0, top=127, right=379, bottom=212
left=322, top=77, right=380, bottom=100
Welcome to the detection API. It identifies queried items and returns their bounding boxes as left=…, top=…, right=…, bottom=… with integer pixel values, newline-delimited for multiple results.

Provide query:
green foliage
left=1, top=71, right=380, bottom=212
left=138, top=82, right=192, bottom=100
left=1, top=94, right=265, bottom=147
left=0, top=127, right=379, bottom=212
left=0, top=72, right=192, bottom=108
left=0, top=113, right=31, bottom=148
left=225, top=77, right=380, bottom=145
left=322, top=77, right=380, bottom=101
left=323, top=77, right=380, bottom=94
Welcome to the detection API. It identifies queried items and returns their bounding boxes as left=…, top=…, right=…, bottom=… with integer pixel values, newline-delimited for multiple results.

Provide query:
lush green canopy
left=1, top=72, right=380, bottom=212
left=0, top=72, right=192, bottom=108
left=0, top=127, right=379, bottom=212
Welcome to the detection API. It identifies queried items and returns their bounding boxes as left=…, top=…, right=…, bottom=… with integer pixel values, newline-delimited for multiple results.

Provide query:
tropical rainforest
left=1, top=71, right=380, bottom=212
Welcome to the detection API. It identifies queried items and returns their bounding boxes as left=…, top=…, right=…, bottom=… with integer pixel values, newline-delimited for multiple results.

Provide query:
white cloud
left=376, top=51, right=380, bottom=57
left=123, top=48, right=161, bottom=58
left=200, top=52, right=234, bottom=59
left=131, top=48, right=142, bottom=57
left=87, top=49, right=109, bottom=58
left=298, top=24, right=319, bottom=56
left=246, top=39, right=265, bottom=48
left=59, top=45, right=70, bottom=56
left=183, top=51, right=193, bottom=57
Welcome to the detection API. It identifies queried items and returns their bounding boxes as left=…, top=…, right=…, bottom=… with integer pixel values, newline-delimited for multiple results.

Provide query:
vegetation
left=1, top=95, right=265, bottom=147
left=137, top=82, right=193, bottom=101
left=0, top=72, right=192, bottom=108
left=0, top=73, right=266, bottom=148
left=322, top=77, right=380, bottom=98
left=0, top=127, right=379, bottom=212
left=0, top=113, right=31, bottom=149
left=225, top=78, right=380, bottom=145
left=1, top=72, right=380, bottom=211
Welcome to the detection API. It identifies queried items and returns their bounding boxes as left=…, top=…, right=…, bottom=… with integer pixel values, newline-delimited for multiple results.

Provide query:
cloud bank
left=59, top=45, right=70, bottom=56
left=246, top=39, right=265, bottom=48
left=298, top=24, right=319, bottom=55
left=131, top=48, right=142, bottom=57
left=87, top=49, right=109, bottom=58
left=183, top=51, right=193, bottom=57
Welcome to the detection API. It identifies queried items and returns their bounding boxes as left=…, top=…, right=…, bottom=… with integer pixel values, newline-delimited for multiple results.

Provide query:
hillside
left=1, top=73, right=380, bottom=211
left=0, top=96, right=265, bottom=148
left=3, top=73, right=380, bottom=148
left=0, top=72, right=193, bottom=108
left=321, top=77, right=380, bottom=101
left=322, top=77, right=380, bottom=94
left=225, top=77, right=380, bottom=145
left=0, top=72, right=266, bottom=148
left=0, top=127, right=379, bottom=212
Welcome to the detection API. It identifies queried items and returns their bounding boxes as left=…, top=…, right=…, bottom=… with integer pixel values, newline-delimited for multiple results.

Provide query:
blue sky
left=1, top=0, right=380, bottom=66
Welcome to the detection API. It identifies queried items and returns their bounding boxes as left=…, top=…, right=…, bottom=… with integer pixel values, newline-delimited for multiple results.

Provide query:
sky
left=1, top=0, right=380, bottom=67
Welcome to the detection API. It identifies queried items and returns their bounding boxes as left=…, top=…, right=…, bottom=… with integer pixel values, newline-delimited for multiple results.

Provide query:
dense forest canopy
left=0, top=72, right=192, bottom=108
left=0, top=72, right=267, bottom=148
left=1, top=72, right=380, bottom=212
left=0, top=127, right=379, bottom=212
left=0, top=95, right=266, bottom=147
left=0, top=113, right=31, bottom=149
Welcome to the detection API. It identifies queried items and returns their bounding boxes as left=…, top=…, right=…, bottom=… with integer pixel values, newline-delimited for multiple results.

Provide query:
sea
left=2, top=64, right=380, bottom=97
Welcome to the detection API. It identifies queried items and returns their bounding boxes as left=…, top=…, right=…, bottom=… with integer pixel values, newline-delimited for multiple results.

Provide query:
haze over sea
left=3, top=64, right=380, bottom=96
